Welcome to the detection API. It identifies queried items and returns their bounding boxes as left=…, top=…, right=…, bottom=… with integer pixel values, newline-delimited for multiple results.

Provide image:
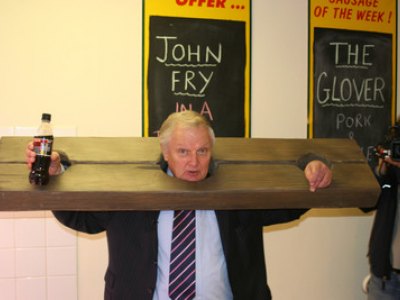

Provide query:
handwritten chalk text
left=156, top=36, right=222, bottom=64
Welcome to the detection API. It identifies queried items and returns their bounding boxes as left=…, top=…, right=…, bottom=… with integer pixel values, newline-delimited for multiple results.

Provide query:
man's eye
left=197, top=148, right=208, bottom=156
left=177, top=149, right=188, bottom=155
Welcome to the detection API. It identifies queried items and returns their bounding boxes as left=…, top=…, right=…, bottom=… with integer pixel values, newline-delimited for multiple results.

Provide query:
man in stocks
left=26, top=110, right=332, bottom=299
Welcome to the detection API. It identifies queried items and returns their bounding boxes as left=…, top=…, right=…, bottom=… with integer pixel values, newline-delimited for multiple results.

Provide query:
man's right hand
left=25, top=140, right=62, bottom=176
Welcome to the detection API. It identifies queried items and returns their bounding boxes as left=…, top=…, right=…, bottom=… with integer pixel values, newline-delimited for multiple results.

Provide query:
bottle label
left=33, top=136, right=53, bottom=156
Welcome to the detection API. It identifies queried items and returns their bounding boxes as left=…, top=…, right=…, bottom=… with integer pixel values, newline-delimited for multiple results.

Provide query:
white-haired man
left=26, top=110, right=332, bottom=300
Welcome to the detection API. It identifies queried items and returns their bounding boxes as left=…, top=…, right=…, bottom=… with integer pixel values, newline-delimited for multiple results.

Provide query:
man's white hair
left=158, top=111, right=215, bottom=150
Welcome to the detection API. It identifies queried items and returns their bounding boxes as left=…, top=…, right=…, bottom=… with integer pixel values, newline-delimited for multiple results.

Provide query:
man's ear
left=161, top=146, right=169, bottom=161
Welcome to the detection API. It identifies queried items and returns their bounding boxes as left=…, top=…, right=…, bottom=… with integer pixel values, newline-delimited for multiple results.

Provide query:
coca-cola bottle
left=29, top=113, right=54, bottom=185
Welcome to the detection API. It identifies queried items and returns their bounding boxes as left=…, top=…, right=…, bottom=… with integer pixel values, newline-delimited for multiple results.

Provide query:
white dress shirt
left=153, top=209, right=233, bottom=300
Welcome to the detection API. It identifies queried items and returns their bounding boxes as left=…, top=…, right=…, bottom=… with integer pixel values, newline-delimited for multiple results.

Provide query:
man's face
left=163, top=125, right=212, bottom=182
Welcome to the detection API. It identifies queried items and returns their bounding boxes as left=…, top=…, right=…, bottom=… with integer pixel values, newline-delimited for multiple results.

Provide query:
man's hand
left=375, top=156, right=400, bottom=177
left=304, top=160, right=332, bottom=192
left=25, top=141, right=62, bottom=176
left=383, top=156, right=400, bottom=168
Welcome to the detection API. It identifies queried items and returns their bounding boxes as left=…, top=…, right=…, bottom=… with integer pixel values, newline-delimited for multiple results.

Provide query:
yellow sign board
left=309, top=0, right=397, bottom=162
left=143, top=0, right=251, bottom=137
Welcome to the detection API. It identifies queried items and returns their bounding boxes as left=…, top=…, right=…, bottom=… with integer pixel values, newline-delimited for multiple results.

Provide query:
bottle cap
left=41, top=113, right=51, bottom=121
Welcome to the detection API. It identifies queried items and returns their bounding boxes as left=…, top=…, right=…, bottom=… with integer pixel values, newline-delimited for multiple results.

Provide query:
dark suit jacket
left=53, top=209, right=307, bottom=300
left=54, top=153, right=324, bottom=299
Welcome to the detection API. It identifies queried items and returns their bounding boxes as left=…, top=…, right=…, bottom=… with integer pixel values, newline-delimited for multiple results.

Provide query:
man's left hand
left=304, top=160, right=332, bottom=192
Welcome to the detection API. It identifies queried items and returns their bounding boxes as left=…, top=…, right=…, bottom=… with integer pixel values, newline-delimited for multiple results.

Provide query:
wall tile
left=0, top=249, right=15, bottom=278
left=0, top=212, right=15, bottom=219
left=47, top=276, right=77, bottom=300
left=53, top=127, right=78, bottom=137
left=14, top=211, right=46, bottom=219
left=47, top=247, right=76, bottom=276
left=16, top=277, right=46, bottom=300
left=46, top=218, right=76, bottom=247
left=13, top=127, right=36, bottom=136
left=15, top=248, right=46, bottom=277
left=1, top=128, right=78, bottom=299
left=15, top=218, right=45, bottom=248
left=0, top=219, right=14, bottom=248
left=0, top=278, right=16, bottom=300
left=0, top=127, right=14, bottom=136
left=45, top=211, right=54, bottom=218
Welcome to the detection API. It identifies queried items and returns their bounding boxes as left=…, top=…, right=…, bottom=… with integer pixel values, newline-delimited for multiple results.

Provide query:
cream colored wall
left=0, top=1, right=397, bottom=299
left=0, top=0, right=142, bottom=136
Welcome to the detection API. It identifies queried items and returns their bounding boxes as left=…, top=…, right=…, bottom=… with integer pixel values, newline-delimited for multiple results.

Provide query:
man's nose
left=188, top=152, right=199, bottom=166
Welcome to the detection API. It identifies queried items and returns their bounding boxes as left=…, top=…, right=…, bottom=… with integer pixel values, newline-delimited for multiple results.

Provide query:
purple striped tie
left=168, top=210, right=196, bottom=300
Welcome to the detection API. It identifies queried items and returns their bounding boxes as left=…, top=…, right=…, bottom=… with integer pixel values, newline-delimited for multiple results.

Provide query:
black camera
left=375, top=125, right=400, bottom=161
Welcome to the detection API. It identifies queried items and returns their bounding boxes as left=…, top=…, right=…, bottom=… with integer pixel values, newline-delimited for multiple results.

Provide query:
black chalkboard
left=312, top=28, right=393, bottom=163
left=147, top=16, right=246, bottom=137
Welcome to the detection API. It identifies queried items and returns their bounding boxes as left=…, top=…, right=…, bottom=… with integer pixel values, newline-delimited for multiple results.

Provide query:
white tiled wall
left=0, top=212, right=77, bottom=300
left=0, top=126, right=78, bottom=300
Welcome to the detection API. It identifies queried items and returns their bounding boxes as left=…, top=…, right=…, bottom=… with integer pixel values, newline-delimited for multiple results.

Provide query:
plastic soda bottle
left=29, top=113, right=54, bottom=185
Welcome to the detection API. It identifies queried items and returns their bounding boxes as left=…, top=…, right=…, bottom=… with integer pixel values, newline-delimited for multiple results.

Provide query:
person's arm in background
left=360, top=155, right=397, bottom=213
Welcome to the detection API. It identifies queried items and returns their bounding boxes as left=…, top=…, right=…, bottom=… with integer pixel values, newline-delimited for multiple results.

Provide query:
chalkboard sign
left=147, top=16, right=246, bottom=137
left=312, top=28, right=393, bottom=163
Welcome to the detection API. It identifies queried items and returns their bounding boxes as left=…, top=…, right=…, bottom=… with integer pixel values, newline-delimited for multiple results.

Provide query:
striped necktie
left=168, top=210, right=196, bottom=300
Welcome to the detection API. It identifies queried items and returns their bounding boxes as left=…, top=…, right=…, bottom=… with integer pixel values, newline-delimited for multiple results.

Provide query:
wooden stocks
left=0, top=137, right=379, bottom=211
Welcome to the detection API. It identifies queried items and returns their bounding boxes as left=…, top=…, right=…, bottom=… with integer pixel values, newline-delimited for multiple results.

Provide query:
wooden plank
left=214, top=137, right=366, bottom=163
left=0, top=137, right=380, bottom=211
left=0, top=162, right=379, bottom=211
left=0, top=136, right=367, bottom=163
left=0, top=137, right=161, bottom=163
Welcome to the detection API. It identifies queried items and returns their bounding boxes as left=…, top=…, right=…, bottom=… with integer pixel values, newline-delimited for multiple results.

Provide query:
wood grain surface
left=0, top=137, right=380, bottom=211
